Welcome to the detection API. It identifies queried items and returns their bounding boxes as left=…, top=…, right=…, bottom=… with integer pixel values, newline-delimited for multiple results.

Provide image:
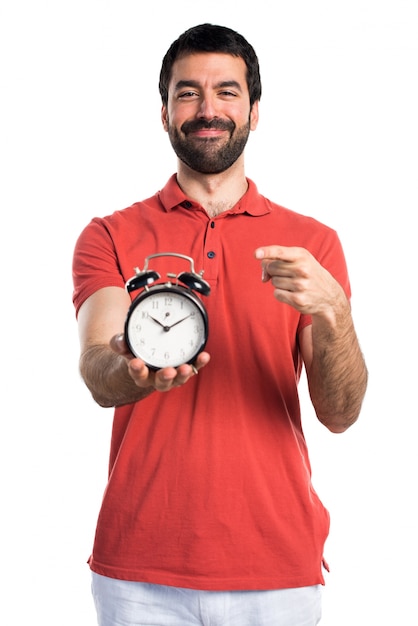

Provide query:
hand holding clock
left=110, top=332, right=211, bottom=393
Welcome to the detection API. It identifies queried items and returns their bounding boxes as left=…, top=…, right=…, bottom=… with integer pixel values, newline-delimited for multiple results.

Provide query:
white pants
left=91, top=572, right=322, bottom=626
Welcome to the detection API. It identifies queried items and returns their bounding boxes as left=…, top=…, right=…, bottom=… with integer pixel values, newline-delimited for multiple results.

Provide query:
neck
left=176, top=158, right=248, bottom=218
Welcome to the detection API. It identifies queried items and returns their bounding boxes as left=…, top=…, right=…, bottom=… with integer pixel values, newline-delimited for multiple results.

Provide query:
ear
left=250, top=101, right=259, bottom=131
left=161, top=105, right=169, bottom=132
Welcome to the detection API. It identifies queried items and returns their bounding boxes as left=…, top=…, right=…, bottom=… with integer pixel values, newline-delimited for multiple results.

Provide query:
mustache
left=181, top=119, right=235, bottom=134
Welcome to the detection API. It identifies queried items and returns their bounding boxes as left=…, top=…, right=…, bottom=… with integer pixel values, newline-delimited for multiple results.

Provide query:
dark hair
left=159, top=23, right=262, bottom=107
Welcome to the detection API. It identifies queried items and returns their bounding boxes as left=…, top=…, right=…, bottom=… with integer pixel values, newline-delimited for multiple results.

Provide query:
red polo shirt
left=72, top=175, right=350, bottom=590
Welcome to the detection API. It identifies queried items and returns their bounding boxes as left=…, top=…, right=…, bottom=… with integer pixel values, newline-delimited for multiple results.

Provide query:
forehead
left=169, top=52, right=248, bottom=92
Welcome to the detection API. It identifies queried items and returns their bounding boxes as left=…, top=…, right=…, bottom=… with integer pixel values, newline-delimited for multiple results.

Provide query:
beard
left=167, top=117, right=251, bottom=174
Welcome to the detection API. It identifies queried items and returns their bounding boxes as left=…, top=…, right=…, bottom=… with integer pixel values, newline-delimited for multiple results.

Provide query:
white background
left=1, top=1, right=417, bottom=624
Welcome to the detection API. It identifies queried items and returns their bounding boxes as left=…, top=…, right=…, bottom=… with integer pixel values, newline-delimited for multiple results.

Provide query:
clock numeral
left=164, top=297, right=173, bottom=306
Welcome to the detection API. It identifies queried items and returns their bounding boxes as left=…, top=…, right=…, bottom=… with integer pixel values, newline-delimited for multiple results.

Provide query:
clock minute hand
left=167, top=314, right=192, bottom=329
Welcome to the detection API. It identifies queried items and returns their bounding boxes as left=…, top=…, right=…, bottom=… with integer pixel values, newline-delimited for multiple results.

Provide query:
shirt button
left=210, top=221, right=215, bottom=228
left=181, top=201, right=192, bottom=208
left=207, top=251, right=216, bottom=259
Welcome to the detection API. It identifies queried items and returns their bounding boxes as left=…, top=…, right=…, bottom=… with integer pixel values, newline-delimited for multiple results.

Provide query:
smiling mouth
left=182, top=119, right=235, bottom=135
left=189, top=128, right=227, bottom=139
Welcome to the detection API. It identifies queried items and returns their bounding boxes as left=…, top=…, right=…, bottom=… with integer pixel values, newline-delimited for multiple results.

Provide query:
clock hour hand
left=148, top=315, right=171, bottom=332
left=149, top=313, right=192, bottom=332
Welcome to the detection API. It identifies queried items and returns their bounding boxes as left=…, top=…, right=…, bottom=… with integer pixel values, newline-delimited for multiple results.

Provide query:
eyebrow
left=174, top=80, right=243, bottom=93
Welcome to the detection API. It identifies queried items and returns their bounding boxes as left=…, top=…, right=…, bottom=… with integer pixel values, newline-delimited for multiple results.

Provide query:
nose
left=197, top=94, right=217, bottom=120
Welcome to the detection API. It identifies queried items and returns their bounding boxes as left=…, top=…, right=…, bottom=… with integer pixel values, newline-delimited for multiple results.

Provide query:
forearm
left=79, top=344, right=154, bottom=408
left=307, top=299, right=368, bottom=433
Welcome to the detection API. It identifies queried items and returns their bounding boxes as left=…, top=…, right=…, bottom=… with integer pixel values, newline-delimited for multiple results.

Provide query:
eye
left=178, top=91, right=198, bottom=99
left=217, top=90, right=240, bottom=101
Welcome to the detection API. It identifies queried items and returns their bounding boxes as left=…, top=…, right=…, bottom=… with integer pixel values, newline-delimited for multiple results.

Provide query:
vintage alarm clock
left=124, top=253, right=210, bottom=370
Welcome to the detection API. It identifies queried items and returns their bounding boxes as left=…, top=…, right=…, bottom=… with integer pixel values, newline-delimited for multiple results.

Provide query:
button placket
left=202, top=218, right=220, bottom=282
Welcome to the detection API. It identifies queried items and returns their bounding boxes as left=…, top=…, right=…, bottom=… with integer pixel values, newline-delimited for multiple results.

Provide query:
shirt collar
left=158, top=174, right=271, bottom=217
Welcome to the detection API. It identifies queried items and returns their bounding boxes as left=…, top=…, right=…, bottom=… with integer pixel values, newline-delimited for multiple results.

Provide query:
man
left=73, top=23, right=367, bottom=626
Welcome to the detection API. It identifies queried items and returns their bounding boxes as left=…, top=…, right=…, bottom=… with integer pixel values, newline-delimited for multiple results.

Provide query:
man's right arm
left=77, top=286, right=155, bottom=407
left=77, top=286, right=209, bottom=408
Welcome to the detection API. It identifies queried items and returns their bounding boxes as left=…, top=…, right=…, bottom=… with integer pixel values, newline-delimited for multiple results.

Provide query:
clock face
left=125, top=285, right=208, bottom=369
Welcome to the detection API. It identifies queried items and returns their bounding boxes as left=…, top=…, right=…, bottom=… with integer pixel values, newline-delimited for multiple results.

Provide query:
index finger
left=254, top=245, right=295, bottom=261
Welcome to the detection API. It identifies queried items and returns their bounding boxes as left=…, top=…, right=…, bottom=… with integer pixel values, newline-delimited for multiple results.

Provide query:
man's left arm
left=298, top=297, right=368, bottom=432
left=255, top=245, right=368, bottom=433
